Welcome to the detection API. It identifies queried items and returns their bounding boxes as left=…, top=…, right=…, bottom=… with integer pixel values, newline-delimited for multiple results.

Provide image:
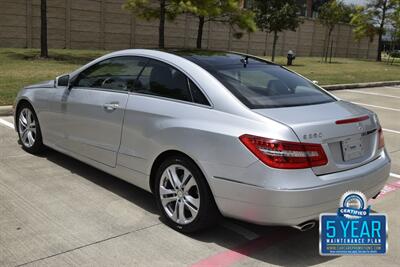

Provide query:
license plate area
left=341, top=134, right=364, bottom=161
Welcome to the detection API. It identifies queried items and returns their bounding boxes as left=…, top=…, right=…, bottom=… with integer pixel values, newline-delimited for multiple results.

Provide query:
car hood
left=25, top=80, right=55, bottom=89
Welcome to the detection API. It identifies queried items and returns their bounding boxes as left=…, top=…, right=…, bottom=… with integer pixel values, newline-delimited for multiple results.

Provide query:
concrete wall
left=0, top=0, right=378, bottom=59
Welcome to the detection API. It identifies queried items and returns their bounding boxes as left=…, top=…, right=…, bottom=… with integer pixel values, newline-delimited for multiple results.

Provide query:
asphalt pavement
left=0, top=86, right=399, bottom=267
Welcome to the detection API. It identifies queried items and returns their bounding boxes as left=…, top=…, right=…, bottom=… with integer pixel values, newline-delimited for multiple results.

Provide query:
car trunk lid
left=253, top=100, right=381, bottom=175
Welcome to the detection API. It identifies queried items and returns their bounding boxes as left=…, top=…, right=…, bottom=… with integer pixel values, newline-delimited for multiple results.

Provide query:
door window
left=135, top=59, right=191, bottom=101
left=135, top=59, right=210, bottom=105
left=75, top=56, right=147, bottom=92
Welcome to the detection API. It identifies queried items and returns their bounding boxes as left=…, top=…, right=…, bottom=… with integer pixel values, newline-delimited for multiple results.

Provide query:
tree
left=350, top=0, right=397, bottom=61
left=177, top=0, right=256, bottom=49
left=389, top=1, right=400, bottom=48
left=124, top=0, right=182, bottom=48
left=351, top=6, right=377, bottom=42
left=318, top=0, right=347, bottom=63
left=253, top=0, right=302, bottom=62
left=40, top=0, right=48, bottom=58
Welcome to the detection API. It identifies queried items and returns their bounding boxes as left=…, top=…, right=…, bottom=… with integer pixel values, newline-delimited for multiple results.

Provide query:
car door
left=118, top=58, right=211, bottom=174
left=61, top=56, right=147, bottom=167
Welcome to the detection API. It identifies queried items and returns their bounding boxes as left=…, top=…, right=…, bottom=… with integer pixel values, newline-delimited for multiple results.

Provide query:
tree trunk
left=263, top=32, right=268, bottom=56
left=196, top=16, right=205, bottom=49
left=329, top=37, right=334, bottom=63
left=40, top=0, right=48, bottom=58
left=377, top=0, right=388, bottom=62
left=376, top=32, right=383, bottom=61
left=271, top=31, right=278, bottom=62
left=325, top=29, right=332, bottom=63
left=159, top=0, right=166, bottom=49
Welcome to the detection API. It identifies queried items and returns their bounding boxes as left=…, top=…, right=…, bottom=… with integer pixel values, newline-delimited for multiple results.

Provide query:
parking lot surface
left=0, top=86, right=399, bottom=267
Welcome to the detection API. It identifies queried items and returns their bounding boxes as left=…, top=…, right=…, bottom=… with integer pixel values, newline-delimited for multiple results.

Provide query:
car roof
left=166, top=49, right=276, bottom=69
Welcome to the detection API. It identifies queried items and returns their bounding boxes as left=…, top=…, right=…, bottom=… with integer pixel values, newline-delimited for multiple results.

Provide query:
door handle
left=103, top=103, right=119, bottom=111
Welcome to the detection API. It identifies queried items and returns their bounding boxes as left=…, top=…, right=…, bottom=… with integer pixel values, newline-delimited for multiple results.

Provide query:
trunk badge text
left=303, top=132, right=323, bottom=140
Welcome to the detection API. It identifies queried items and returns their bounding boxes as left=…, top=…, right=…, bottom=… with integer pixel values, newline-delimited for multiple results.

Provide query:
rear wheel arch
left=149, top=150, right=209, bottom=194
left=151, top=150, right=221, bottom=232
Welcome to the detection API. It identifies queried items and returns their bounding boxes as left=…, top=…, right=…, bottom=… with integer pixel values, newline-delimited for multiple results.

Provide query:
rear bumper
left=209, top=150, right=391, bottom=226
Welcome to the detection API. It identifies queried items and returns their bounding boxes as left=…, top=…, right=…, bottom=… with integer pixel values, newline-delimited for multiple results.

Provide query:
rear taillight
left=239, top=134, right=328, bottom=169
left=378, top=127, right=385, bottom=149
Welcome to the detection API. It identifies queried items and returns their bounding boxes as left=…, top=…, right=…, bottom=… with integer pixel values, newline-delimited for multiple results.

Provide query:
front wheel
left=155, top=155, right=219, bottom=233
left=17, top=104, right=45, bottom=154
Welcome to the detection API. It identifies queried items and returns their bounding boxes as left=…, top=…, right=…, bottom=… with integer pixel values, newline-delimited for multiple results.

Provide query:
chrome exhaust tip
left=293, top=220, right=317, bottom=232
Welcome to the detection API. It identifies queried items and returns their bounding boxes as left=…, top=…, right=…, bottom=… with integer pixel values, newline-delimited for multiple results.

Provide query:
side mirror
left=56, top=74, right=70, bottom=87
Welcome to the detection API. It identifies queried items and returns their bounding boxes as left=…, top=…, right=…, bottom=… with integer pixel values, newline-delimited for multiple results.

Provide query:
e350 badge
left=319, top=191, right=388, bottom=255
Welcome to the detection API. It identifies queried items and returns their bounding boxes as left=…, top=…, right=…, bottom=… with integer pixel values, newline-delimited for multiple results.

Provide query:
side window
left=75, top=56, right=147, bottom=92
left=135, top=59, right=192, bottom=102
left=188, top=80, right=210, bottom=106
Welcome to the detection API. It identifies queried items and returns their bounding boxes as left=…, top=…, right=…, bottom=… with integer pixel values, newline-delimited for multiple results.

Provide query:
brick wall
left=0, top=0, right=378, bottom=59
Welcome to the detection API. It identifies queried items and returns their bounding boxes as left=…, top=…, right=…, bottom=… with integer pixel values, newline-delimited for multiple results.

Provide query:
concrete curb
left=0, top=106, right=13, bottom=116
left=323, top=81, right=400, bottom=90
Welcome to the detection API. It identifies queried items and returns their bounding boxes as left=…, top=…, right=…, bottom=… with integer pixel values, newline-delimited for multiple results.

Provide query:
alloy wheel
left=159, top=164, right=200, bottom=225
left=18, top=108, right=36, bottom=148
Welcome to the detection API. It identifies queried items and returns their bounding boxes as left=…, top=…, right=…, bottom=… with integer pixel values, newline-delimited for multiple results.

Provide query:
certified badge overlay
left=320, top=191, right=388, bottom=255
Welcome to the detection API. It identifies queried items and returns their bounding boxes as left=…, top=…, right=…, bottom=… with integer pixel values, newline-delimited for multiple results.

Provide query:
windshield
left=209, top=64, right=335, bottom=109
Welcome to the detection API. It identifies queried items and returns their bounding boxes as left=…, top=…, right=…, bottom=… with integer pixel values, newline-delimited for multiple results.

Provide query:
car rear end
left=209, top=102, right=390, bottom=226
left=180, top=51, right=391, bottom=226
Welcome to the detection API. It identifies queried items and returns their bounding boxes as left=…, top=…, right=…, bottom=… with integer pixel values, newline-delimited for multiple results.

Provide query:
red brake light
left=335, top=115, right=369, bottom=125
left=378, top=127, right=385, bottom=149
left=239, top=134, right=328, bottom=169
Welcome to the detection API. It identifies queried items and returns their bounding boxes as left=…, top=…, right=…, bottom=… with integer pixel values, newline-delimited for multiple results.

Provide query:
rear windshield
left=208, top=64, right=335, bottom=109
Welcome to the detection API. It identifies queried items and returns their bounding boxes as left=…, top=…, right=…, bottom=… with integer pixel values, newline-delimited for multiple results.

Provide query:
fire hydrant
left=287, top=50, right=296, bottom=66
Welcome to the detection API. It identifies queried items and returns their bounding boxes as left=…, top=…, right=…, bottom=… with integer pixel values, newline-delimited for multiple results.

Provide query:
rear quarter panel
left=117, top=93, right=299, bottom=189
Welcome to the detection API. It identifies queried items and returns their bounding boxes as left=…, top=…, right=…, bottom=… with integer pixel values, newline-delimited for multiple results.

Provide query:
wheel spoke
left=171, top=201, right=179, bottom=221
left=26, top=110, right=32, bottom=126
left=181, top=170, right=192, bottom=188
left=183, top=176, right=196, bottom=193
left=184, top=199, right=199, bottom=218
left=160, top=186, right=176, bottom=197
left=178, top=200, right=186, bottom=224
left=184, top=195, right=200, bottom=210
left=167, top=167, right=181, bottom=189
left=27, top=131, right=35, bottom=146
left=161, top=195, right=178, bottom=206
left=22, top=129, right=29, bottom=143
left=19, top=116, right=27, bottom=128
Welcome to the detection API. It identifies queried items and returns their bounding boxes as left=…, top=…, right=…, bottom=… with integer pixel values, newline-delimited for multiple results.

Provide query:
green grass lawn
left=273, top=55, right=400, bottom=85
left=0, top=48, right=399, bottom=106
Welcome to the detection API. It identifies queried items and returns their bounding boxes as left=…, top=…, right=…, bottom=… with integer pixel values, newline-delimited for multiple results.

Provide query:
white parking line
left=0, top=118, right=14, bottom=129
left=390, top=173, right=400, bottom=179
left=345, top=90, right=400, bottom=99
left=221, top=221, right=259, bottom=240
left=351, top=102, right=400, bottom=112
left=383, top=128, right=400, bottom=135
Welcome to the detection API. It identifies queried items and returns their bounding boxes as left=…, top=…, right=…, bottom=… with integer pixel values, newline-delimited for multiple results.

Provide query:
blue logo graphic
left=320, top=191, right=387, bottom=255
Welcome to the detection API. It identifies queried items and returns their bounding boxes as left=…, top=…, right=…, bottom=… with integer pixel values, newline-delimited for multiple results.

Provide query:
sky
left=343, top=0, right=367, bottom=5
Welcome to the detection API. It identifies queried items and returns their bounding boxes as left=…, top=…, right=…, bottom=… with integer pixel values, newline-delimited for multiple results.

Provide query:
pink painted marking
left=371, top=180, right=400, bottom=201
left=191, top=230, right=293, bottom=267
left=193, top=181, right=400, bottom=267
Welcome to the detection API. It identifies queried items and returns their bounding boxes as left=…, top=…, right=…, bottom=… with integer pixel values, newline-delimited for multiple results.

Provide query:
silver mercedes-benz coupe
left=14, top=49, right=390, bottom=233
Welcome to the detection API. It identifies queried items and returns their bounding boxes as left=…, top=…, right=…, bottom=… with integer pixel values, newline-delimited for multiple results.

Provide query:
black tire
left=16, top=103, right=45, bottom=154
left=154, top=155, right=220, bottom=233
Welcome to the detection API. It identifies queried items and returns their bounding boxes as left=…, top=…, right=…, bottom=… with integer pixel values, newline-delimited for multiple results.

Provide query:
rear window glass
left=209, top=64, right=335, bottom=109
